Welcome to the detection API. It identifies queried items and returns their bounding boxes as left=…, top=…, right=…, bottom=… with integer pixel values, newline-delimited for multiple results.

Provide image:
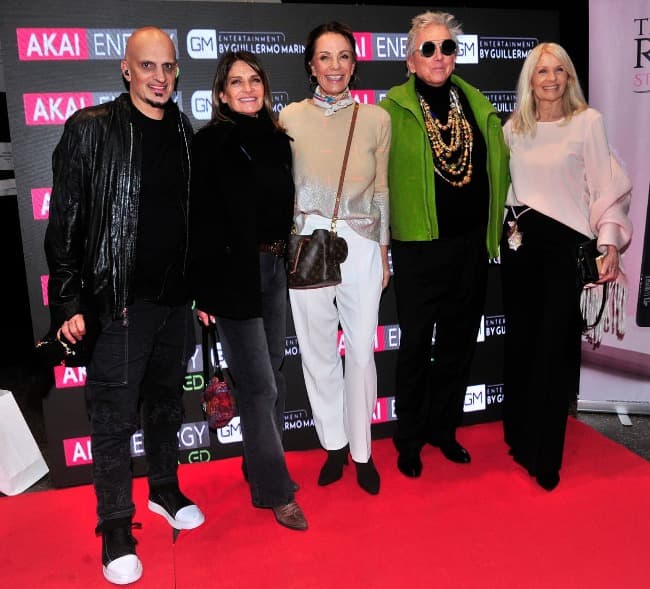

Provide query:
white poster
left=581, top=0, right=650, bottom=411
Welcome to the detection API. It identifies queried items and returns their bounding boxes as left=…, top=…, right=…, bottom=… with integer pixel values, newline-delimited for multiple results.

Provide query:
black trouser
left=500, top=208, right=584, bottom=476
left=86, top=301, right=195, bottom=525
left=216, top=253, right=294, bottom=508
left=391, top=229, right=488, bottom=452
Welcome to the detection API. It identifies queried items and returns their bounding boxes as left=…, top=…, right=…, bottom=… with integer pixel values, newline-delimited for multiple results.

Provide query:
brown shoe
left=272, top=501, right=308, bottom=531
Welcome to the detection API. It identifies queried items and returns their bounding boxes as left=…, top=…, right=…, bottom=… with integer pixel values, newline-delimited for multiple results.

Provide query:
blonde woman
left=501, top=42, right=632, bottom=491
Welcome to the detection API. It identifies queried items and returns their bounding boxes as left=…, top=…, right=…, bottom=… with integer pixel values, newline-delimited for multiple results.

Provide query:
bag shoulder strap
left=583, top=283, right=608, bottom=331
left=331, top=102, right=359, bottom=233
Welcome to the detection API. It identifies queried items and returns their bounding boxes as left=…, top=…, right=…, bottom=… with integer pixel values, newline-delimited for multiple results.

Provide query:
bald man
left=45, top=26, right=203, bottom=585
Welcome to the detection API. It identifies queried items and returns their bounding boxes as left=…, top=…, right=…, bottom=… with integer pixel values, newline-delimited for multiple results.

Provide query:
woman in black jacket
left=190, top=51, right=306, bottom=531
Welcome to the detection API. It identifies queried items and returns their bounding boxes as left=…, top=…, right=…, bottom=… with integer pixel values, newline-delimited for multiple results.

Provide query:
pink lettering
left=17, top=28, right=88, bottom=61
left=31, top=187, right=51, bottom=220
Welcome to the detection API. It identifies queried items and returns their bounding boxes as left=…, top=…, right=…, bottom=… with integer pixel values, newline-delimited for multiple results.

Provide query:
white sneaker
left=103, top=554, right=143, bottom=585
left=100, top=524, right=143, bottom=585
left=148, top=500, right=205, bottom=530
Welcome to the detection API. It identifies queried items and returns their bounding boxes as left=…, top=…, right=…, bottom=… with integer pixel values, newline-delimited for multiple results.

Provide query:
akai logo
left=371, top=396, right=397, bottom=424
left=24, top=92, right=93, bottom=125
left=54, top=365, right=87, bottom=389
left=351, top=90, right=376, bottom=104
left=31, top=188, right=51, bottom=220
left=354, top=32, right=374, bottom=61
left=17, top=28, right=88, bottom=60
left=41, top=274, right=49, bottom=306
left=63, top=436, right=93, bottom=466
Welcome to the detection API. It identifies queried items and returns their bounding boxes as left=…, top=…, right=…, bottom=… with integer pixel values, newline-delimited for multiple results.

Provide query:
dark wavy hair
left=209, top=50, right=277, bottom=126
left=303, top=21, right=358, bottom=89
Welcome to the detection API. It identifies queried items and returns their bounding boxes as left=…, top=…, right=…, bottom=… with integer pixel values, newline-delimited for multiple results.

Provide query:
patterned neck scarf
left=312, top=86, right=355, bottom=116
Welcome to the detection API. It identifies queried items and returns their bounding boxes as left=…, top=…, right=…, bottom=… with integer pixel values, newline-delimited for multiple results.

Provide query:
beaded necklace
left=418, top=87, right=474, bottom=187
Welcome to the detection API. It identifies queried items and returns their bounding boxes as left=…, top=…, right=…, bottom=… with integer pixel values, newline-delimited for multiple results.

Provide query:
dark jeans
left=216, top=252, right=294, bottom=507
left=500, top=208, right=584, bottom=476
left=391, top=229, right=488, bottom=452
left=86, top=301, right=195, bottom=524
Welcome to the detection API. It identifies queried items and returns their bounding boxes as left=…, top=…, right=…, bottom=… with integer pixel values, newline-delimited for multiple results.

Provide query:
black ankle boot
left=318, top=445, right=349, bottom=486
left=536, top=471, right=560, bottom=491
left=354, top=457, right=380, bottom=495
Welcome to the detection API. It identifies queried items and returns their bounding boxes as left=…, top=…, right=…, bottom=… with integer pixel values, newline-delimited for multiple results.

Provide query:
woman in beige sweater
left=279, top=21, right=391, bottom=495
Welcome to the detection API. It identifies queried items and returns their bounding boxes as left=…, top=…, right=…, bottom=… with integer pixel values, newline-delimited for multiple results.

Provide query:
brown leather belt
left=258, top=240, right=286, bottom=257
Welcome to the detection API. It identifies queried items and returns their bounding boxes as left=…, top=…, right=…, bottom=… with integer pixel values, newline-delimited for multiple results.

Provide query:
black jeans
left=216, top=252, right=294, bottom=507
left=391, top=230, right=488, bottom=452
left=86, top=301, right=195, bottom=524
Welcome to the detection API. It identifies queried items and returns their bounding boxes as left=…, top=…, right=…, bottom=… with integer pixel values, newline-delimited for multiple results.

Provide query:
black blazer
left=189, top=116, right=294, bottom=319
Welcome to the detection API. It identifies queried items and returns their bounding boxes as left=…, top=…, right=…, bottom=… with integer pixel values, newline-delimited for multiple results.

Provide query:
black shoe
left=397, top=449, right=422, bottom=478
left=536, top=471, right=560, bottom=491
left=318, top=445, right=349, bottom=486
left=148, top=483, right=205, bottom=530
left=436, top=440, right=471, bottom=464
left=354, top=457, right=380, bottom=494
left=97, top=518, right=142, bottom=585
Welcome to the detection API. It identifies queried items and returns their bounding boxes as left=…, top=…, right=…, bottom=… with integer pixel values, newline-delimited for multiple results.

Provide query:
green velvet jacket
left=379, top=74, right=509, bottom=258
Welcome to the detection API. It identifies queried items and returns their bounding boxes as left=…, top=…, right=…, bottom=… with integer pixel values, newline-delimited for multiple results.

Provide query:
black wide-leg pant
left=391, top=228, right=488, bottom=452
left=500, top=207, right=585, bottom=477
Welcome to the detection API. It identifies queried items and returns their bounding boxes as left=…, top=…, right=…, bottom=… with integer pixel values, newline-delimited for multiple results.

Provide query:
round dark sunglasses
left=418, top=39, right=457, bottom=57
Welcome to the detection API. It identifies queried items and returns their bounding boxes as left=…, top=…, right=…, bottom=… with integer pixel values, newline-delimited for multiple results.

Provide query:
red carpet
left=2, top=418, right=650, bottom=588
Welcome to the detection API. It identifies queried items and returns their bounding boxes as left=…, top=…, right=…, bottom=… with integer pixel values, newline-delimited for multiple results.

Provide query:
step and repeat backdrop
left=0, top=1, right=558, bottom=487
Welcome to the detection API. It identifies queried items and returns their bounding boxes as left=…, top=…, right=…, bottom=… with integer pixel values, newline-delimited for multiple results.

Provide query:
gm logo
left=216, top=416, right=243, bottom=444
left=456, top=34, right=478, bottom=64
left=191, top=90, right=213, bottom=119
left=464, top=384, right=486, bottom=412
left=187, top=29, right=217, bottom=59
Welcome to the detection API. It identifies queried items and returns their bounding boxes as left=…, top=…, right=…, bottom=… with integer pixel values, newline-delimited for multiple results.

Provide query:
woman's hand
left=597, top=244, right=619, bottom=284
left=381, top=245, right=391, bottom=289
left=197, top=310, right=216, bottom=326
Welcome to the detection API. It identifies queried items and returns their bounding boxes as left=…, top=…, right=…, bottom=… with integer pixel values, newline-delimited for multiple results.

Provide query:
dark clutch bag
left=34, top=315, right=100, bottom=368
left=577, top=238, right=608, bottom=331
left=577, top=239, right=602, bottom=288
left=287, top=229, right=348, bottom=289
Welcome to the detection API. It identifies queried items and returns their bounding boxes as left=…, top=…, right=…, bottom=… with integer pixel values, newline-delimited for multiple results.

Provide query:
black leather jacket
left=44, top=93, right=192, bottom=328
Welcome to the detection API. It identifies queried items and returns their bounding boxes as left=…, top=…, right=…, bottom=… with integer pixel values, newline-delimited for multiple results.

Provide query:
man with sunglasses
left=380, top=11, right=509, bottom=478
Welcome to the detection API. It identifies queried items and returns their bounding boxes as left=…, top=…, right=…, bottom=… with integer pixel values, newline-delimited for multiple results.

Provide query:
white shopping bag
left=0, top=389, right=49, bottom=495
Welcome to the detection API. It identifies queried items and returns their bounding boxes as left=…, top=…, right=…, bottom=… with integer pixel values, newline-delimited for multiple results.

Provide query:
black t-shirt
left=131, top=105, right=188, bottom=304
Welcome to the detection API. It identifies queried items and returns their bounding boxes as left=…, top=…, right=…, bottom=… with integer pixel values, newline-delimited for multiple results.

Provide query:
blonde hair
left=510, top=42, right=587, bottom=136
left=406, top=11, right=463, bottom=59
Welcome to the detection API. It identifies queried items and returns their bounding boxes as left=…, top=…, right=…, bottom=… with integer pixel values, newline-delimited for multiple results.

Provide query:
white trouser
left=289, top=215, right=383, bottom=462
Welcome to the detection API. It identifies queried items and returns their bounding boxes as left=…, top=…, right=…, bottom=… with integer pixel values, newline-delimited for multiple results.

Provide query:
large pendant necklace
left=506, top=206, right=532, bottom=251
left=419, top=87, right=474, bottom=187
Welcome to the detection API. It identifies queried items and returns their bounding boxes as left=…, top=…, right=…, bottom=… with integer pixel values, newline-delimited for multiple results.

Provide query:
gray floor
left=2, top=361, right=649, bottom=495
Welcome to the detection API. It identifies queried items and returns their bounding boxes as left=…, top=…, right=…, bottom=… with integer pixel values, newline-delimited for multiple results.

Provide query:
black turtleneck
left=223, top=105, right=294, bottom=244
left=415, top=75, right=488, bottom=239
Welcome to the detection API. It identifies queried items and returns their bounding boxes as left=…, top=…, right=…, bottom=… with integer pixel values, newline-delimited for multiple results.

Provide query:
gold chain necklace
left=418, top=87, right=474, bottom=187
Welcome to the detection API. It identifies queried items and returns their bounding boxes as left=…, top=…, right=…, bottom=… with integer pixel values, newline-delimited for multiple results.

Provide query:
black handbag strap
left=583, top=283, right=608, bottom=331
left=331, top=101, right=359, bottom=233
left=201, top=323, right=223, bottom=384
